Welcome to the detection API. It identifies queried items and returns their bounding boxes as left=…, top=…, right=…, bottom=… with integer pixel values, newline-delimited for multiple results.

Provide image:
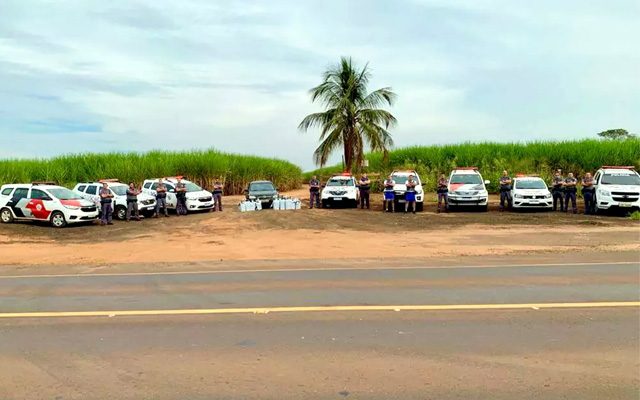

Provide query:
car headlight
left=544, top=193, right=552, bottom=199
left=64, top=205, right=81, bottom=210
left=598, top=189, right=610, bottom=196
left=272, top=194, right=278, bottom=199
left=514, top=193, right=523, bottom=199
left=416, top=189, right=423, bottom=194
left=249, top=195, right=256, bottom=200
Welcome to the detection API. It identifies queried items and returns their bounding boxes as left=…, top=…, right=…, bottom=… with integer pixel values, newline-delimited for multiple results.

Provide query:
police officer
left=359, top=173, right=371, bottom=209
left=212, top=179, right=224, bottom=212
left=383, top=174, right=395, bottom=212
left=564, top=172, right=578, bottom=214
left=581, top=172, right=596, bottom=215
left=175, top=177, right=188, bottom=216
left=437, top=174, right=448, bottom=213
left=309, top=175, right=321, bottom=209
left=405, top=175, right=417, bottom=214
left=551, top=169, right=565, bottom=211
left=499, top=170, right=513, bottom=211
left=154, top=178, right=169, bottom=217
left=126, top=182, right=141, bottom=221
left=99, top=182, right=114, bottom=225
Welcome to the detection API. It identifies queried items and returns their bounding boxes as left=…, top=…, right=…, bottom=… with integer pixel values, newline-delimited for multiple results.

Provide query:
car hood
left=514, top=189, right=550, bottom=195
left=600, top=185, right=640, bottom=192
left=60, top=199, right=94, bottom=207
left=186, top=190, right=212, bottom=200
left=323, top=186, right=356, bottom=192
left=449, top=183, right=486, bottom=192
left=249, top=190, right=276, bottom=196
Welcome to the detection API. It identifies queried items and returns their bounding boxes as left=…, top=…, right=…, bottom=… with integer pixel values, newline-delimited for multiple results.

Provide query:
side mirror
left=484, top=180, right=491, bottom=185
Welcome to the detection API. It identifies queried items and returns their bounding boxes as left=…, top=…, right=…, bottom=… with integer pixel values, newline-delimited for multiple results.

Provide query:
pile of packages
left=238, top=200, right=262, bottom=212
left=238, top=197, right=302, bottom=212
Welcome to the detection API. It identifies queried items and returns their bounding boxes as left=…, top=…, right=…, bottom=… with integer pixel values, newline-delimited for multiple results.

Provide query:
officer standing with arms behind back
left=551, top=169, right=565, bottom=211
left=581, top=172, right=596, bottom=215
left=309, top=175, right=321, bottom=209
left=383, top=174, right=395, bottom=212
left=154, top=178, right=169, bottom=218
left=99, top=182, right=114, bottom=225
left=358, top=173, right=371, bottom=209
left=126, top=182, right=141, bottom=221
left=175, top=177, right=188, bottom=216
left=499, top=170, right=513, bottom=211
left=564, top=172, right=578, bottom=214
left=212, top=179, right=224, bottom=212
left=437, top=174, right=448, bottom=213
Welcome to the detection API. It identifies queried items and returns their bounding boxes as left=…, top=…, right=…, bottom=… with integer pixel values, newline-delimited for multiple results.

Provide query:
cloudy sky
left=1, top=0, right=638, bottom=169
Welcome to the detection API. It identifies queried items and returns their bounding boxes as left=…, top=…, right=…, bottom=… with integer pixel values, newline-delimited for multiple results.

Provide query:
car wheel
left=416, top=202, right=424, bottom=212
left=351, top=199, right=358, bottom=208
left=0, top=208, right=14, bottom=223
left=115, top=206, right=127, bottom=220
left=481, top=205, right=488, bottom=212
left=322, top=200, right=328, bottom=209
left=50, top=211, right=67, bottom=228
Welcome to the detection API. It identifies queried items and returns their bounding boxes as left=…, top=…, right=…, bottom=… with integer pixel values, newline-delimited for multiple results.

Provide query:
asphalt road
left=0, top=262, right=639, bottom=399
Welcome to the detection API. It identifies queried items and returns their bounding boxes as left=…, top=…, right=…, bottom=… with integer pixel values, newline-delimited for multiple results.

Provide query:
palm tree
left=299, top=57, right=397, bottom=171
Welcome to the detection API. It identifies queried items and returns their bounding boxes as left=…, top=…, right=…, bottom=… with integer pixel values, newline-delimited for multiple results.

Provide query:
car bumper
left=67, top=210, right=99, bottom=223
left=187, top=201, right=214, bottom=210
left=597, top=198, right=640, bottom=210
left=448, top=196, right=488, bottom=206
left=392, top=193, right=424, bottom=203
left=322, top=196, right=357, bottom=203
left=513, top=199, right=553, bottom=208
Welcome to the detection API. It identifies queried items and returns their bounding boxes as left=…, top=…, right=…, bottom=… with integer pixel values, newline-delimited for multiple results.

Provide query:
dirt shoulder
left=0, top=190, right=638, bottom=272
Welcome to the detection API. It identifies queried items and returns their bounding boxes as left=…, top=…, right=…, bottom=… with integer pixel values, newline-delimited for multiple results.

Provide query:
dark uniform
left=564, top=177, right=578, bottom=213
left=155, top=183, right=169, bottom=217
left=126, top=187, right=140, bottom=221
left=383, top=178, right=395, bottom=212
left=581, top=176, right=595, bottom=215
left=99, top=187, right=113, bottom=225
left=499, top=175, right=513, bottom=210
left=309, top=178, right=320, bottom=209
left=175, top=181, right=187, bottom=215
left=551, top=175, right=564, bottom=211
left=437, top=178, right=448, bottom=212
left=359, top=176, right=371, bottom=209
left=212, top=181, right=223, bottom=212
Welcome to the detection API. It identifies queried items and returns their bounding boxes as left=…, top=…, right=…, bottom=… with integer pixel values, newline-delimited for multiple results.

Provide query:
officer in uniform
left=126, top=182, right=141, bottom=221
left=551, top=169, right=564, bottom=211
left=154, top=179, right=169, bottom=217
left=564, top=172, right=578, bottom=214
left=405, top=175, right=417, bottom=214
left=383, top=174, right=395, bottom=212
left=309, top=175, right=321, bottom=209
left=499, top=170, right=513, bottom=211
left=175, top=177, right=188, bottom=216
left=212, top=179, right=224, bottom=212
left=358, top=173, right=371, bottom=209
left=437, top=174, right=448, bottom=213
left=581, top=172, right=596, bottom=215
left=99, top=182, right=114, bottom=225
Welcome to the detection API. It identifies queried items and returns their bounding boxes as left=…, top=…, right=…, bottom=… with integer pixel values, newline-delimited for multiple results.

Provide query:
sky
left=0, top=0, right=638, bottom=169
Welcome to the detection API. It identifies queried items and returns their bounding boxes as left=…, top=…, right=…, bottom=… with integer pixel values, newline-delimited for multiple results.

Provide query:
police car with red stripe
left=0, top=182, right=99, bottom=227
left=446, top=167, right=490, bottom=211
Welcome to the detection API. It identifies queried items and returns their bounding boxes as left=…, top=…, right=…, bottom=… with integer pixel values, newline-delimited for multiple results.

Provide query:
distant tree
left=597, top=129, right=636, bottom=140
left=299, top=57, right=397, bottom=171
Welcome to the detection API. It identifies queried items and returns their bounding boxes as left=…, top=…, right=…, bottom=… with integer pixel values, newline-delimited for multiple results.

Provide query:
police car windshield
left=601, top=173, right=640, bottom=185
left=48, top=188, right=82, bottom=200
left=250, top=182, right=275, bottom=191
left=110, top=186, right=128, bottom=196
left=327, top=178, right=354, bottom=187
left=451, top=174, right=482, bottom=185
left=392, top=175, right=419, bottom=185
left=515, top=180, right=547, bottom=189
left=184, top=182, right=202, bottom=192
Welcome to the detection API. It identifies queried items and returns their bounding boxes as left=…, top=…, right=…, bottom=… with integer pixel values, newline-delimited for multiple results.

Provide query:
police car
left=321, top=173, right=359, bottom=208
left=510, top=175, right=553, bottom=210
left=0, top=182, right=99, bottom=227
left=390, top=170, right=424, bottom=211
left=593, top=166, right=640, bottom=213
left=73, top=180, right=157, bottom=220
left=142, top=177, right=214, bottom=213
left=447, top=167, right=490, bottom=211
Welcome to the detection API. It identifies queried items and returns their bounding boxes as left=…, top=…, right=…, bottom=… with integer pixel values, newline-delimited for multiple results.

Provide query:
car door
left=8, top=188, right=30, bottom=218
left=84, top=184, right=100, bottom=205
left=27, top=188, right=54, bottom=220
left=165, top=184, right=177, bottom=208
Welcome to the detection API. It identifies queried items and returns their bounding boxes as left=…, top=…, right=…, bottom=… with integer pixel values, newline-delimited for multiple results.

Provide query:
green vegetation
left=299, top=57, right=397, bottom=170
left=0, top=149, right=302, bottom=195
left=630, top=211, right=640, bottom=221
left=304, top=139, right=640, bottom=193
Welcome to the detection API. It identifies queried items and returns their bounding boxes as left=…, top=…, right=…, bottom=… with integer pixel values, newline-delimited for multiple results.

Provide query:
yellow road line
left=1, top=302, right=638, bottom=319
left=0, top=261, right=638, bottom=279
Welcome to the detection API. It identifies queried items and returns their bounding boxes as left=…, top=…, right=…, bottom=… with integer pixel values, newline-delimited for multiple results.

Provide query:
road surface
left=0, top=262, right=638, bottom=399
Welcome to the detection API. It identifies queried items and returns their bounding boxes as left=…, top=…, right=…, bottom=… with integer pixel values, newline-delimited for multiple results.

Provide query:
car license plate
left=619, top=202, right=632, bottom=207
left=397, top=199, right=406, bottom=203
left=462, top=197, right=472, bottom=200
left=145, top=206, right=154, bottom=210
left=334, top=198, right=342, bottom=201
left=530, top=200, right=539, bottom=204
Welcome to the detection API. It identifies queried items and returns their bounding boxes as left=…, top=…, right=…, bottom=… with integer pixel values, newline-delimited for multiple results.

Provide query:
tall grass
left=304, top=139, right=640, bottom=192
left=0, top=149, right=302, bottom=195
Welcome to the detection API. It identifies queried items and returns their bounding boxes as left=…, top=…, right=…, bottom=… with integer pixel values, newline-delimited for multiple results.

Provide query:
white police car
left=593, top=166, right=640, bottom=213
left=0, top=182, right=98, bottom=227
left=321, top=174, right=359, bottom=208
left=73, top=180, right=157, bottom=220
left=142, top=177, right=214, bottom=213
left=447, top=167, right=490, bottom=211
left=390, top=170, right=424, bottom=211
left=510, top=175, right=553, bottom=210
